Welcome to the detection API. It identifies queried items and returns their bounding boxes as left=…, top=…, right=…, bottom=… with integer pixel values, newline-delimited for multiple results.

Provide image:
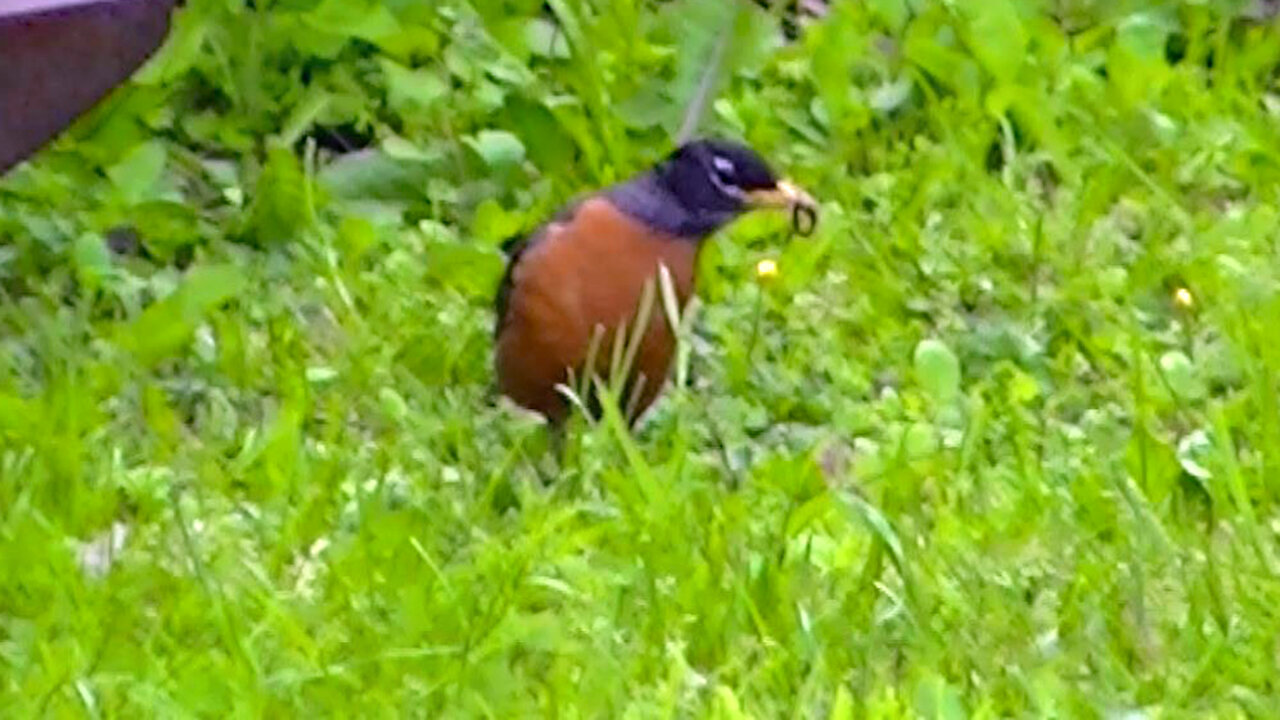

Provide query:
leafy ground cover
left=3, top=0, right=1280, bottom=715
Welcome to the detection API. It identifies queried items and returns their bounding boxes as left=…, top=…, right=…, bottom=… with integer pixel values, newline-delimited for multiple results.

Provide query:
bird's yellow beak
left=745, top=180, right=818, bottom=235
left=745, top=179, right=816, bottom=210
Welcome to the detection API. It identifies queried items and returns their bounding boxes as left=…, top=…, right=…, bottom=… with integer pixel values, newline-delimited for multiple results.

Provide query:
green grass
left=3, top=0, right=1280, bottom=715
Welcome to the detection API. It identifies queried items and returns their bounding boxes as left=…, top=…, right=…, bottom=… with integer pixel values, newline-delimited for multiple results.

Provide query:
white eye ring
left=709, top=155, right=742, bottom=198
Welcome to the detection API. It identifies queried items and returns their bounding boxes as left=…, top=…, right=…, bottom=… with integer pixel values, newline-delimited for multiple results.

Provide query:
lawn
left=3, top=0, right=1280, bottom=716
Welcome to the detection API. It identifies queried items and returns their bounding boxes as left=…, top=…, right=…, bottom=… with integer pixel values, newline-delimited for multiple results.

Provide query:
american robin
left=493, top=137, right=817, bottom=426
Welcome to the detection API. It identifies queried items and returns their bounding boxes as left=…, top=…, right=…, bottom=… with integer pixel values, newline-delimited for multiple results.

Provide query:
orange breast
left=495, top=197, right=700, bottom=423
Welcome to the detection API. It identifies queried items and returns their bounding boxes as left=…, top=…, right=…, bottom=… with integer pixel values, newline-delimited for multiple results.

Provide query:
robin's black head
left=608, top=137, right=817, bottom=238
left=660, top=138, right=781, bottom=210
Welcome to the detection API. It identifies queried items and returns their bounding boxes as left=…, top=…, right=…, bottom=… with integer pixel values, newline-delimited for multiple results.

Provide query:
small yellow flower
left=756, top=258, right=778, bottom=280
left=1174, top=287, right=1194, bottom=308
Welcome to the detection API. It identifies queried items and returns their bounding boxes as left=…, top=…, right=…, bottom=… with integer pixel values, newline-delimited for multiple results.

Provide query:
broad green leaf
left=905, top=422, right=939, bottom=459
left=320, top=148, right=432, bottom=203
left=107, top=141, right=167, bottom=205
left=304, top=0, right=400, bottom=42
left=130, top=200, right=201, bottom=260
left=251, top=146, right=310, bottom=244
left=336, top=215, right=378, bottom=262
left=380, top=59, right=449, bottom=114
left=616, top=87, right=672, bottom=130
left=471, top=199, right=524, bottom=245
left=423, top=241, right=505, bottom=299
left=869, top=0, right=910, bottom=32
left=464, top=130, right=526, bottom=168
left=378, top=387, right=409, bottom=422
left=381, top=135, right=440, bottom=163
left=501, top=97, right=577, bottom=171
left=914, top=338, right=962, bottom=403
left=277, top=89, right=334, bottom=147
left=914, top=674, right=968, bottom=720
left=1108, top=13, right=1171, bottom=108
left=134, top=0, right=213, bottom=85
left=72, top=233, right=113, bottom=291
left=955, top=0, right=1027, bottom=84
left=1159, top=350, right=1202, bottom=400
left=903, top=19, right=982, bottom=102
left=1007, top=367, right=1040, bottom=405
left=117, top=263, right=248, bottom=366
left=525, top=17, right=571, bottom=59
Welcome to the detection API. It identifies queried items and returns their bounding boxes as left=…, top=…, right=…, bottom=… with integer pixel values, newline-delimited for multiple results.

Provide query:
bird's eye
left=711, top=155, right=736, bottom=183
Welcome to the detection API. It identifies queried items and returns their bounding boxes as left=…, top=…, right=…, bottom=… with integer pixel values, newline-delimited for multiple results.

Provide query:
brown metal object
left=0, top=0, right=178, bottom=173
